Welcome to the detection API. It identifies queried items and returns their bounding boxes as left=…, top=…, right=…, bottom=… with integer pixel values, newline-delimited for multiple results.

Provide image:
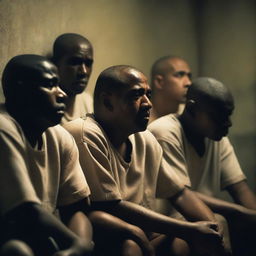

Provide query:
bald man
left=149, top=56, right=192, bottom=123
left=52, top=33, right=94, bottom=124
left=64, top=65, right=227, bottom=256
left=149, top=77, right=256, bottom=255
left=0, top=54, right=94, bottom=256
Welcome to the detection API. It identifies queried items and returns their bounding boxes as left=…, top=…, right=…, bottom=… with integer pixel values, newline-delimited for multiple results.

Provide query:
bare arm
left=195, top=189, right=256, bottom=233
left=5, top=202, right=93, bottom=256
left=170, top=187, right=217, bottom=222
left=88, top=211, right=154, bottom=256
left=91, top=198, right=221, bottom=244
left=226, top=180, right=256, bottom=210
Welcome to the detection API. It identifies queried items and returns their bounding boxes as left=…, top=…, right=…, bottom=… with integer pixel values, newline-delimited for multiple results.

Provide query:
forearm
left=5, top=203, right=88, bottom=250
left=227, top=181, right=256, bottom=210
left=91, top=200, right=198, bottom=241
left=195, top=192, right=248, bottom=216
left=171, top=188, right=217, bottom=222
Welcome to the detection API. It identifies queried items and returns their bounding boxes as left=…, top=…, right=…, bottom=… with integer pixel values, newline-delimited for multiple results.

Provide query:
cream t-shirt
left=61, top=91, right=93, bottom=124
left=0, top=106, right=90, bottom=216
left=148, top=114, right=246, bottom=196
left=63, top=114, right=184, bottom=211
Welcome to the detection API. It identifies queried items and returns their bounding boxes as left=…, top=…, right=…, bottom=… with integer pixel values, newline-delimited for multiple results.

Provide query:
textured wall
left=0, top=0, right=255, bottom=194
left=0, top=0, right=198, bottom=100
left=196, top=0, right=256, bottom=193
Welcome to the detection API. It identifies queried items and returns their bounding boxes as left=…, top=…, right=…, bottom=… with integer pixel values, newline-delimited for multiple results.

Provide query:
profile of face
left=159, top=58, right=192, bottom=103
left=195, top=97, right=234, bottom=141
left=57, top=42, right=93, bottom=96
left=111, top=69, right=152, bottom=134
left=25, top=60, right=67, bottom=127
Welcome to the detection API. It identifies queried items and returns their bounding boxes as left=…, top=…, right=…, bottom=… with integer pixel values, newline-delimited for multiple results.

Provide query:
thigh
left=0, top=240, right=34, bottom=256
left=149, top=233, right=190, bottom=256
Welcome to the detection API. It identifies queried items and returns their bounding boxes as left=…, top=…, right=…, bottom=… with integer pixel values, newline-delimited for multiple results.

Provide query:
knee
left=170, top=238, right=190, bottom=256
left=122, top=239, right=143, bottom=256
left=0, top=240, right=34, bottom=256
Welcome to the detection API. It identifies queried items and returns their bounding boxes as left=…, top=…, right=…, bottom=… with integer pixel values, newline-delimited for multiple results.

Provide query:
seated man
left=0, top=54, right=155, bottom=256
left=0, top=54, right=94, bottom=256
left=51, top=33, right=94, bottom=124
left=149, top=55, right=192, bottom=123
left=148, top=77, right=256, bottom=255
left=64, top=65, right=227, bottom=256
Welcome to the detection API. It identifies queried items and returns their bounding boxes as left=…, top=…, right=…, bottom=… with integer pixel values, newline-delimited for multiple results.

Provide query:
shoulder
left=132, top=130, right=163, bottom=154
left=148, top=114, right=183, bottom=141
left=0, top=106, right=25, bottom=141
left=64, top=114, right=110, bottom=151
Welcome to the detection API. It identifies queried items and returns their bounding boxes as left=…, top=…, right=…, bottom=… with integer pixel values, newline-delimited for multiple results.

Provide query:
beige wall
left=0, top=0, right=198, bottom=100
left=196, top=0, right=256, bottom=193
left=0, top=0, right=255, bottom=192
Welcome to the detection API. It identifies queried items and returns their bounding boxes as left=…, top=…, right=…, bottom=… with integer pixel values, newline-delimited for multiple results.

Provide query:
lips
left=140, top=111, right=150, bottom=119
left=55, top=104, right=66, bottom=114
left=76, top=79, right=88, bottom=85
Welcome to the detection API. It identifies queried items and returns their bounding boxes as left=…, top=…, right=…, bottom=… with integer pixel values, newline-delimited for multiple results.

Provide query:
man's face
left=28, top=61, right=67, bottom=126
left=112, top=70, right=152, bottom=134
left=195, top=98, right=234, bottom=141
left=57, top=42, right=93, bottom=96
left=161, top=58, right=192, bottom=103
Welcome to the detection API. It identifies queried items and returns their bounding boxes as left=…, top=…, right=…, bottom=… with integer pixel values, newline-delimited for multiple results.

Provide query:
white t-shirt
left=63, top=114, right=184, bottom=211
left=0, top=105, right=90, bottom=216
left=61, top=91, right=93, bottom=124
left=148, top=114, right=246, bottom=197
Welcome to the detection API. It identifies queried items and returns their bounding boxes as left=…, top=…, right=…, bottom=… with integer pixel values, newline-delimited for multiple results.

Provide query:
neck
left=65, top=95, right=76, bottom=113
left=6, top=104, right=47, bottom=149
left=151, top=93, right=179, bottom=119
left=179, top=111, right=205, bottom=156
left=95, top=115, right=131, bottom=159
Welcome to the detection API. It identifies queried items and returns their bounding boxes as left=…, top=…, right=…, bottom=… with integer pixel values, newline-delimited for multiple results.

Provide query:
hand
left=129, top=225, right=155, bottom=256
left=188, top=221, right=227, bottom=256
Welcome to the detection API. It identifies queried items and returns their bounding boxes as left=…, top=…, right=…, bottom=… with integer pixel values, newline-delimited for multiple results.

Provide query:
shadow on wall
left=229, top=79, right=256, bottom=193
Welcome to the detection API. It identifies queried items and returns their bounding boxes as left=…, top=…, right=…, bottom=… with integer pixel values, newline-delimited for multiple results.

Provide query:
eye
left=84, top=59, right=93, bottom=68
left=146, top=90, right=152, bottom=100
left=43, top=78, right=59, bottom=89
left=68, top=57, right=83, bottom=66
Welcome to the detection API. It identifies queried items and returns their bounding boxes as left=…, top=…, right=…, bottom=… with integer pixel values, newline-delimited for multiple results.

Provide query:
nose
left=55, top=86, right=67, bottom=102
left=184, top=75, right=192, bottom=87
left=79, top=63, right=88, bottom=75
left=142, top=94, right=152, bottom=109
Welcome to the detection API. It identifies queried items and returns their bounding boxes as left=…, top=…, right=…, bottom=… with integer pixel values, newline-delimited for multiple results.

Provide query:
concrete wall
left=0, top=0, right=255, bottom=194
left=0, top=0, right=198, bottom=99
left=196, top=0, right=256, bottom=195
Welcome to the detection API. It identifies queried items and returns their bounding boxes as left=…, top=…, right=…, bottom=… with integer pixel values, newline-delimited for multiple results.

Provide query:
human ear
left=153, top=75, right=164, bottom=90
left=186, top=99, right=196, bottom=116
left=101, top=92, right=113, bottom=111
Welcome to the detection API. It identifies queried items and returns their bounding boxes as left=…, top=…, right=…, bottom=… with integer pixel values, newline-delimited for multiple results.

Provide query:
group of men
left=0, top=32, right=256, bottom=256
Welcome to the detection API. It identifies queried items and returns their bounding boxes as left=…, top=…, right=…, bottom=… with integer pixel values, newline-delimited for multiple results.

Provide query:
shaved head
left=52, top=33, right=93, bottom=63
left=150, top=55, right=186, bottom=81
left=2, top=54, right=57, bottom=100
left=187, top=77, right=233, bottom=108
left=94, top=65, right=144, bottom=110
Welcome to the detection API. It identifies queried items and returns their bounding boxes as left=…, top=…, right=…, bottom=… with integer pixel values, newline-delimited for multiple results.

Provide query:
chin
left=73, top=84, right=87, bottom=94
left=137, top=121, right=149, bottom=132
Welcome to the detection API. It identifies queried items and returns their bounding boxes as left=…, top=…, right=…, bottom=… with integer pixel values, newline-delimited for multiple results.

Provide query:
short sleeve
left=0, top=127, right=40, bottom=216
left=220, top=137, right=246, bottom=189
left=159, top=138, right=191, bottom=187
left=57, top=132, right=91, bottom=206
left=155, top=141, right=185, bottom=199
left=76, top=137, right=122, bottom=202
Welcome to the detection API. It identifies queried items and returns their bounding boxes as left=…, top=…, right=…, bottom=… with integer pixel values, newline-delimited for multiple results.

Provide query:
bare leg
left=121, top=239, right=143, bottom=256
left=150, top=233, right=190, bottom=256
left=0, top=240, right=34, bottom=256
